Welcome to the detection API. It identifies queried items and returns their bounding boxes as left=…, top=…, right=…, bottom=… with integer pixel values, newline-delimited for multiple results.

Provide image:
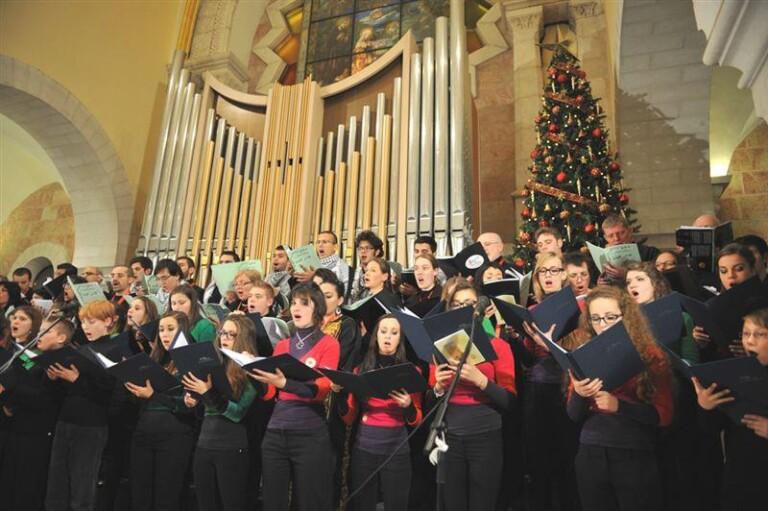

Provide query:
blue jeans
left=45, top=421, right=108, bottom=511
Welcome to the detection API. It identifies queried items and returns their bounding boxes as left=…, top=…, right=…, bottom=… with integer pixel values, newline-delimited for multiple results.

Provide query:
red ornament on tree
left=578, top=70, right=587, bottom=79
left=521, top=207, right=531, bottom=218
left=530, top=149, right=539, bottom=159
left=556, top=74, right=568, bottom=84
left=575, top=95, right=584, bottom=104
left=609, top=161, right=621, bottom=172
left=539, top=220, right=549, bottom=228
left=590, top=167, right=601, bottom=177
left=556, top=171, right=567, bottom=183
left=548, top=123, right=559, bottom=133
left=514, top=257, right=525, bottom=268
left=552, top=105, right=561, bottom=114
left=584, top=223, right=595, bottom=234
left=619, top=193, right=629, bottom=204
left=519, top=232, right=531, bottom=243
left=592, top=128, right=602, bottom=138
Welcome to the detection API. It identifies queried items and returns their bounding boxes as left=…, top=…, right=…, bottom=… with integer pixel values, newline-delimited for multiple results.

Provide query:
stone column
left=503, top=2, right=543, bottom=239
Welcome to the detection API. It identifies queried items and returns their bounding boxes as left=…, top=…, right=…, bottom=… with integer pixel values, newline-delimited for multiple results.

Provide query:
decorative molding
left=694, top=0, right=768, bottom=122
left=468, top=4, right=509, bottom=97
left=251, top=0, right=304, bottom=94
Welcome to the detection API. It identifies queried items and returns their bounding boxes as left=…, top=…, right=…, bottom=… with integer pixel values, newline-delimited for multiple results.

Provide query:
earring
left=336, top=307, right=342, bottom=316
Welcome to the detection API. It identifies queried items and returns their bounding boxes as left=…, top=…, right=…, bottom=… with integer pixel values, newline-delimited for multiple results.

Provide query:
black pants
left=130, top=429, right=194, bottom=511
left=575, top=444, right=662, bottom=511
left=193, top=446, right=250, bottom=511
left=0, top=430, right=53, bottom=511
left=261, top=427, right=334, bottom=511
left=441, top=428, right=503, bottom=511
left=524, top=381, right=580, bottom=511
left=97, top=420, right=134, bottom=511
left=46, top=421, right=108, bottom=511
left=349, top=447, right=411, bottom=511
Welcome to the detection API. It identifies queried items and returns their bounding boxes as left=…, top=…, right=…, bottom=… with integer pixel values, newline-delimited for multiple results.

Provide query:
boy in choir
left=0, top=316, right=73, bottom=511
left=400, top=235, right=447, bottom=298
left=12, top=267, right=33, bottom=302
left=599, top=214, right=660, bottom=283
left=176, top=255, right=205, bottom=300
left=350, top=230, right=385, bottom=302
left=266, top=245, right=293, bottom=299
left=109, top=265, right=133, bottom=331
left=203, top=250, right=240, bottom=304
left=316, top=230, right=351, bottom=289
left=535, top=227, right=564, bottom=258
left=45, top=300, right=117, bottom=511
left=129, top=256, right=154, bottom=295
left=692, top=307, right=768, bottom=511
left=564, top=252, right=594, bottom=298
left=154, top=259, right=183, bottom=308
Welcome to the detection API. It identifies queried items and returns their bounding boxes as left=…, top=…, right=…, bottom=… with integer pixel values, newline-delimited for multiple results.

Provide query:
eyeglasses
left=537, top=267, right=563, bottom=276
left=741, top=331, right=768, bottom=341
left=357, top=245, right=374, bottom=252
left=589, top=313, right=623, bottom=325
left=218, top=330, right=238, bottom=339
left=450, top=299, right=477, bottom=309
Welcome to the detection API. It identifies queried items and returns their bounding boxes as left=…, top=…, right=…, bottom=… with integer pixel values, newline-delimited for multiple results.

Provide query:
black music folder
left=400, top=270, right=418, bottom=288
left=437, top=242, right=490, bottom=278
left=244, top=313, right=276, bottom=357
left=137, top=319, right=160, bottom=343
left=394, top=306, right=496, bottom=364
left=34, top=344, right=102, bottom=373
left=681, top=277, right=768, bottom=348
left=492, top=286, right=580, bottom=341
left=319, top=363, right=428, bottom=399
left=482, top=276, right=532, bottom=308
left=96, top=352, right=180, bottom=393
left=641, top=293, right=684, bottom=347
left=169, top=342, right=231, bottom=397
left=541, top=322, right=645, bottom=391
left=241, top=353, right=323, bottom=382
left=343, top=294, right=393, bottom=333
left=689, top=355, right=768, bottom=422
left=662, top=266, right=713, bottom=301
left=675, top=222, right=733, bottom=274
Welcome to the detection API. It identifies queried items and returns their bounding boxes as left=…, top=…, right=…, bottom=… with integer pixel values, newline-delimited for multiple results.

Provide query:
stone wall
left=618, top=0, right=713, bottom=248
left=719, top=121, right=768, bottom=237
left=0, top=182, right=74, bottom=274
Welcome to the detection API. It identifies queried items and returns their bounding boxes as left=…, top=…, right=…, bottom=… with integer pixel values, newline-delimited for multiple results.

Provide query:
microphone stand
left=0, top=315, right=66, bottom=375
left=424, top=313, right=481, bottom=511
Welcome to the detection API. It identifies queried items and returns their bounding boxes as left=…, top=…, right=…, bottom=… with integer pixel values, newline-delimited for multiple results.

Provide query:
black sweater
left=3, top=360, right=62, bottom=435
left=56, top=336, right=114, bottom=427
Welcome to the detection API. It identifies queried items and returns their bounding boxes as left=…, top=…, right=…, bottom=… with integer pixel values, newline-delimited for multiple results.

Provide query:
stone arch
left=0, top=55, right=134, bottom=267
left=22, top=255, right=54, bottom=284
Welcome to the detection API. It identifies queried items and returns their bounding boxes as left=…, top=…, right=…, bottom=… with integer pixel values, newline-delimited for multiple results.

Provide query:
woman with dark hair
left=9, top=305, right=43, bottom=344
left=124, top=311, right=194, bottom=511
left=430, top=279, right=517, bottom=511
left=183, top=314, right=260, bottom=511
left=0, top=281, right=24, bottom=318
left=560, top=286, right=674, bottom=511
left=249, top=283, right=340, bottom=511
left=125, top=296, right=159, bottom=354
left=169, top=285, right=216, bottom=343
left=715, top=243, right=757, bottom=291
left=313, top=270, right=360, bottom=371
left=334, top=314, right=423, bottom=510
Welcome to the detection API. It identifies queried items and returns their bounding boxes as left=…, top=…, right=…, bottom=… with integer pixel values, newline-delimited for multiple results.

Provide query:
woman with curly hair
left=565, top=285, right=673, bottom=511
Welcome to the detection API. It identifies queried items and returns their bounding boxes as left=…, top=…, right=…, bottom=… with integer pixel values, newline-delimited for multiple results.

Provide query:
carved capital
left=569, top=0, right=604, bottom=21
left=503, top=4, right=543, bottom=38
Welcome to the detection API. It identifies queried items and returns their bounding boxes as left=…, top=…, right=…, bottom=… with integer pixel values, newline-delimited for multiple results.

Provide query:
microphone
left=473, top=296, right=491, bottom=318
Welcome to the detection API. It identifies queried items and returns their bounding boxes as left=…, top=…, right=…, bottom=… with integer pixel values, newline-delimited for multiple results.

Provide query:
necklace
left=295, top=329, right=314, bottom=350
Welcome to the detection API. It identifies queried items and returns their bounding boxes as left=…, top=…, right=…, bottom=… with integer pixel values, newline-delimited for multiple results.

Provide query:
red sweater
left=262, top=334, right=340, bottom=404
left=428, top=337, right=517, bottom=405
left=340, top=367, right=423, bottom=429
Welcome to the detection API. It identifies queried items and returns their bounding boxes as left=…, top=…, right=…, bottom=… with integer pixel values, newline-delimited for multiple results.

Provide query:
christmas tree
left=510, top=47, right=636, bottom=271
